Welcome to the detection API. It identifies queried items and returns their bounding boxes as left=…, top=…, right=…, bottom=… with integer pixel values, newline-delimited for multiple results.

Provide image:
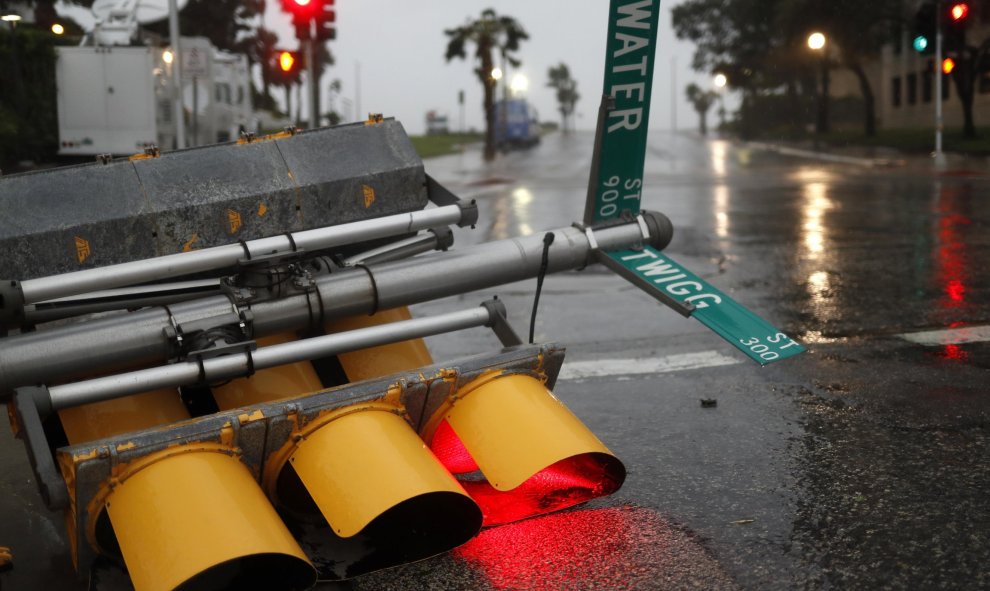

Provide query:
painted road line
left=899, top=325, right=990, bottom=347
left=557, top=351, right=742, bottom=381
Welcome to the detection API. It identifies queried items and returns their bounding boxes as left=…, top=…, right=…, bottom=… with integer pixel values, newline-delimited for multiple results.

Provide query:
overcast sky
left=60, top=0, right=714, bottom=136
left=263, top=0, right=711, bottom=135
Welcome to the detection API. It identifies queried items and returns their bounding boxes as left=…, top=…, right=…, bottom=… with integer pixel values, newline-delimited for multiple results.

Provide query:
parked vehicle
left=494, top=99, right=540, bottom=150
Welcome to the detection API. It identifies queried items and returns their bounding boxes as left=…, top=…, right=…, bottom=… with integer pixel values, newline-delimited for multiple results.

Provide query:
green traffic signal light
left=913, top=35, right=929, bottom=53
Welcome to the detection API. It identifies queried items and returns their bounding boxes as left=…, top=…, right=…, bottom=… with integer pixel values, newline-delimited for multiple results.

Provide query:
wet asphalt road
left=3, top=131, right=990, bottom=590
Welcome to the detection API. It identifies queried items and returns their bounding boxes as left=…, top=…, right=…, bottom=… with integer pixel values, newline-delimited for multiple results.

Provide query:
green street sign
left=585, top=0, right=805, bottom=365
left=602, top=247, right=806, bottom=365
left=584, top=0, right=660, bottom=225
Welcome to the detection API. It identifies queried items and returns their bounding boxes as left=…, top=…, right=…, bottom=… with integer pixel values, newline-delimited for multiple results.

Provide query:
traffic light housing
left=282, top=0, right=336, bottom=41
left=315, top=0, right=336, bottom=42
left=945, top=2, right=970, bottom=51
left=913, top=2, right=936, bottom=55
left=425, top=372, right=626, bottom=525
left=56, top=388, right=317, bottom=591
left=272, top=49, right=302, bottom=84
left=949, top=2, right=970, bottom=22
left=209, top=323, right=483, bottom=580
left=278, top=50, right=297, bottom=73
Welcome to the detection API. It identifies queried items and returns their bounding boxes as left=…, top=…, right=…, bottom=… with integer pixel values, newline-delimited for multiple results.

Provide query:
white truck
left=56, top=0, right=255, bottom=156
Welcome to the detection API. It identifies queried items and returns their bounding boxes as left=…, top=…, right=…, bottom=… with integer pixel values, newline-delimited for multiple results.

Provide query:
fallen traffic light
left=426, top=372, right=626, bottom=525
left=57, top=388, right=317, bottom=591
left=210, top=326, right=483, bottom=580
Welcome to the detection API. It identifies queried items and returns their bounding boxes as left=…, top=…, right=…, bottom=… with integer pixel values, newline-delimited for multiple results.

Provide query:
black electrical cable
left=529, top=232, right=555, bottom=344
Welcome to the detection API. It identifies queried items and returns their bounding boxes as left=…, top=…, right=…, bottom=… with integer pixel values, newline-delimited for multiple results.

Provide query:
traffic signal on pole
left=315, top=0, right=336, bottom=42
left=273, top=49, right=302, bottom=84
left=949, top=2, right=970, bottom=22
left=913, top=2, right=936, bottom=55
left=426, top=373, right=626, bottom=525
left=282, top=0, right=319, bottom=20
left=279, top=50, right=297, bottom=73
left=945, top=2, right=970, bottom=51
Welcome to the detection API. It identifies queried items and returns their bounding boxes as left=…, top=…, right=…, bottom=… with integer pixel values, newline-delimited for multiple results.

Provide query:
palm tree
left=444, top=8, right=528, bottom=161
left=686, top=83, right=717, bottom=136
left=547, top=63, right=579, bottom=133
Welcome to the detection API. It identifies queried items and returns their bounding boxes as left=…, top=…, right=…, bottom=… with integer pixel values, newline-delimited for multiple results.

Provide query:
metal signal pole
left=935, top=0, right=945, bottom=166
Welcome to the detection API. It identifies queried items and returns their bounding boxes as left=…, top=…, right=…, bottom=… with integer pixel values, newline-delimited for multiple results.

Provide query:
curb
left=745, top=141, right=906, bottom=168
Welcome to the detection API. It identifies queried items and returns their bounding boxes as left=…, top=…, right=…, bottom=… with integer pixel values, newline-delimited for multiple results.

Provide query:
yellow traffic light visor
left=104, top=446, right=316, bottom=591
left=426, top=372, right=626, bottom=525
left=272, top=406, right=482, bottom=579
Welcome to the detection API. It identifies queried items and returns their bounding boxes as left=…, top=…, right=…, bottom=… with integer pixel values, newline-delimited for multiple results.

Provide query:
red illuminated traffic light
left=949, top=2, right=969, bottom=22
left=942, top=57, right=956, bottom=75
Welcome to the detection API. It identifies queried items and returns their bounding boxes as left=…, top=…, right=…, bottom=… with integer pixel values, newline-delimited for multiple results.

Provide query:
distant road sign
left=182, top=47, right=208, bottom=78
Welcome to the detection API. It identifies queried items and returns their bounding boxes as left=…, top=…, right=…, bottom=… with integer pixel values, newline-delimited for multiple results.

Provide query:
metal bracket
left=12, top=387, right=68, bottom=511
left=426, top=174, right=478, bottom=228
left=481, top=298, right=524, bottom=347
left=0, top=279, right=25, bottom=330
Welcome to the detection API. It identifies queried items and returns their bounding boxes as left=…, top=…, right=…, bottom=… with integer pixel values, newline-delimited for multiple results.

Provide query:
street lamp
left=509, top=73, right=529, bottom=96
left=491, top=67, right=503, bottom=82
left=1, top=13, right=22, bottom=23
left=51, top=23, right=65, bottom=35
left=807, top=32, right=826, bottom=51
left=807, top=32, right=830, bottom=137
left=713, top=73, right=728, bottom=131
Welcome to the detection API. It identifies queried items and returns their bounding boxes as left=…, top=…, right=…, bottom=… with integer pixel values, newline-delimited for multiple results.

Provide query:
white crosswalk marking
left=557, top=351, right=741, bottom=380
left=899, top=325, right=990, bottom=347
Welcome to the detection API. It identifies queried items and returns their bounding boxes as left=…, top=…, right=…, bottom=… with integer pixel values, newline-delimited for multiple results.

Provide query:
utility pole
left=934, top=0, right=946, bottom=167
left=168, top=0, right=186, bottom=149
left=306, top=35, right=318, bottom=128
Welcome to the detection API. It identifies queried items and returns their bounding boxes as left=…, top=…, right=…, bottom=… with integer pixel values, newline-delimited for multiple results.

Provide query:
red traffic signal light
left=949, top=2, right=969, bottom=22
left=942, top=57, right=957, bottom=75
left=283, top=0, right=318, bottom=18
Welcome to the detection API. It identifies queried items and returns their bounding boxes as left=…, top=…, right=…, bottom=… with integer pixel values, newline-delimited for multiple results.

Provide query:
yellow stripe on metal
left=106, top=447, right=315, bottom=591
left=58, top=388, right=189, bottom=444
left=440, top=373, right=616, bottom=491
left=211, top=334, right=324, bottom=409
left=289, top=408, right=470, bottom=538
left=325, top=307, right=433, bottom=382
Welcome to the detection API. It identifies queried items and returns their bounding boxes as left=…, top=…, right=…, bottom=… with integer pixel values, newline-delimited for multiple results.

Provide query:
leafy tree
left=547, top=62, right=579, bottom=132
left=145, top=0, right=264, bottom=53
left=444, top=8, right=528, bottom=161
left=673, top=0, right=906, bottom=137
left=686, top=83, right=717, bottom=135
left=237, top=26, right=279, bottom=107
left=775, top=0, right=904, bottom=137
left=946, top=36, right=990, bottom=139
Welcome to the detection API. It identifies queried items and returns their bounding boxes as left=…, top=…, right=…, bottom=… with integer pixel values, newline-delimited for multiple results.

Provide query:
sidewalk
left=744, top=139, right=990, bottom=175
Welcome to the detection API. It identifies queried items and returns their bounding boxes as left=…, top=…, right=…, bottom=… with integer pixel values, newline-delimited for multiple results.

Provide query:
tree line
left=672, top=0, right=990, bottom=139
